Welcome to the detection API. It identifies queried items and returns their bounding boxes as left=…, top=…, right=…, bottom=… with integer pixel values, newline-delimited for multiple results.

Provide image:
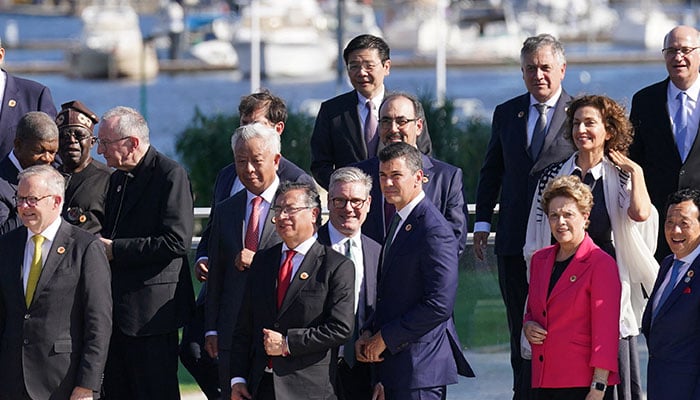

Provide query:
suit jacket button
left=23, top=339, right=29, bottom=345
left=542, top=311, right=546, bottom=317
left=274, top=322, right=280, bottom=328
left=539, top=355, right=544, bottom=362
left=24, top=314, right=30, bottom=320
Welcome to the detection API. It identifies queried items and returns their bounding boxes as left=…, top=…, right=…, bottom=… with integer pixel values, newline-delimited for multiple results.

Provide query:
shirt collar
left=678, top=241, right=700, bottom=265
left=357, top=86, right=385, bottom=109
left=570, top=153, right=605, bottom=181
left=25, top=216, right=62, bottom=245
left=396, top=190, right=426, bottom=221
left=669, top=77, right=700, bottom=103
left=529, top=86, right=562, bottom=108
left=328, top=222, right=361, bottom=246
left=9, top=150, right=23, bottom=173
left=246, top=175, right=279, bottom=205
left=282, top=234, right=317, bottom=256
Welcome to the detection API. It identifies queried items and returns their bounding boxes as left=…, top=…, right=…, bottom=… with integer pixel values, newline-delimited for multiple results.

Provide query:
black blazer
left=630, top=78, right=700, bottom=257
left=101, top=146, right=194, bottom=336
left=475, top=91, right=575, bottom=255
left=230, top=241, right=355, bottom=399
left=0, top=221, right=112, bottom=400
left=310, top=89, right=433, bottom=189
left=0, top=71, right=57, bottom=160
left=204, top=188, right=281, bottom=350
left=0, top=154, right=19, bottom=186
left=61, top=159, right=111, bottom=234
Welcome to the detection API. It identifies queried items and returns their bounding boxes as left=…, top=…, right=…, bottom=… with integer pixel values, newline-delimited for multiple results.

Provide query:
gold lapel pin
left=405, top=224, right=412, bottom=231
left=569, top=275, right=576, bottom=282
left=8, top=99, right=16, bottom=107
left=300, top=272, right=309, bottom=280
left=422, top=176, right=429, bottom=183
left=79, top=215, right=87, bottom=223
left=688, top=270, right=695, bottom=278
left=57, top=246, right=66, bottom=254
left=518, top=111, right=525, bottom=118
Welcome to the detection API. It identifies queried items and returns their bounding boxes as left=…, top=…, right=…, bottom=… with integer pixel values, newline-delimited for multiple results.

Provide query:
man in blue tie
left=642, top=188, right=700, bottom=400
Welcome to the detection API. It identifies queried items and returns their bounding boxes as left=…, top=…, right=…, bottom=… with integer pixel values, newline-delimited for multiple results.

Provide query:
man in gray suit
left=204, top=122, right=284, bottom=400
left=0, top=165, right=112, bottom=400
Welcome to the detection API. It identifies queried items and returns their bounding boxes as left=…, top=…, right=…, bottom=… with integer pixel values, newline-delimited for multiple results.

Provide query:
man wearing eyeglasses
left=0, top=165, right=111, bottom=400
left=310, top=34, right=432, bottom=190
left=97, top=106, right=195, bottom=400
left=230, top=181, right=355, bottom=400
left=352, top=92, right=467, bottom=255
left=0, top=111, right=58, bottom=235
left=56, top=100, right=110, bottom=235
left=630, top=25, right=700, bottom=261
left=317, top=167, right=381, bottom=400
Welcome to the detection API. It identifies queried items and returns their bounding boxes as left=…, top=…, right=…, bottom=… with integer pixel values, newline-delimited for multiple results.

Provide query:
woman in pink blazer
left=524, top=175, right=621, bottom=400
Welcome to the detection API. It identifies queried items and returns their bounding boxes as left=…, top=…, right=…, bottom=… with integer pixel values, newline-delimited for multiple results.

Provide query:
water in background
left=0, top=13, right=667, bottom=160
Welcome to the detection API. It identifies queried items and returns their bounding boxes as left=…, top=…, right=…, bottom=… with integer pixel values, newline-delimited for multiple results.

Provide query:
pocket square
left=684, top=287, right=692, bottom=294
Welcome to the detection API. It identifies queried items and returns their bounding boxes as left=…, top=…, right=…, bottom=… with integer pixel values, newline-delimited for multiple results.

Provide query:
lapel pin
left=300, top=272, right=309, bottom=280
left=517, top=111, right=525, bottom=118
left=79, top=215, right=87, bottom=223
left=685, top=277, right=691, bottom=284
left=116, top=185, right=122, bottom=193
left=422, top=176, right=429, bottom=183
left=569, top=275, right=576, bottom=282
left=8, top=99, right=16, bottom=107
left=405, top=224, right=412, bottom=231
left=57, top=246, right=66, bottom=254
left=688, top=270, right=695, bottom=278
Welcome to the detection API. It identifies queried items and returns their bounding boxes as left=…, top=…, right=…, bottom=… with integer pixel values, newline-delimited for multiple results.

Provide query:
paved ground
left=182, top=339, right=649, bottom=400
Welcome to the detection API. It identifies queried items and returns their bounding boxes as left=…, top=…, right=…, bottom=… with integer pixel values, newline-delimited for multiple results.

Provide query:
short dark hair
left=343, top=34, right=390, bottom=64
left=238, top=89, right=287, bottom=124
left=378, top=142, right=422, bottom=173
left=275, top=181, right=321, bottom=211
left=666, top=188, right=700, bottom=221
left=16, top=111, right=58, bottom=143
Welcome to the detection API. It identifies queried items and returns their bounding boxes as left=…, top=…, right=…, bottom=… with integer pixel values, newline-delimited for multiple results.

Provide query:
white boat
left=67, top=0, right=158, bottom=79
left=231, top=0, right=336, bottom=78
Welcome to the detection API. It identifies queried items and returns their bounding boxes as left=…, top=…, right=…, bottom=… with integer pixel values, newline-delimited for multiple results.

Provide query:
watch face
left=592, top=382, right=606, bottom=391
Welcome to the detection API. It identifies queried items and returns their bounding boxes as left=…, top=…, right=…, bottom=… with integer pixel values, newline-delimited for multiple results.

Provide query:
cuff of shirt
left=473, top=222, right=491, bottom=233
left=231, top=377, right=246, bottom=388
left=196, top=256, right=209, bottom=264
left=205, top=331, right=217, bottom=337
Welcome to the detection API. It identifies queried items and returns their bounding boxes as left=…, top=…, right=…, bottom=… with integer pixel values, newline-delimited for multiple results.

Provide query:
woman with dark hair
left=524, top=95, right=659, bottom=400
left=524, top=175, right=621, bottom=400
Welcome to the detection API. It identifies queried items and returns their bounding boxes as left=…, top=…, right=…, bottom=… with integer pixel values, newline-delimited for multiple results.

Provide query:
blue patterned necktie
left=675, top=91, right=689, bottom=161
left=529, top=103, right=548, bottom=160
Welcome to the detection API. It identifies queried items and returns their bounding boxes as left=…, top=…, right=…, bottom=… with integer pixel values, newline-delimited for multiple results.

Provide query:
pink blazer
left=525, top=234, right=621, bottom=388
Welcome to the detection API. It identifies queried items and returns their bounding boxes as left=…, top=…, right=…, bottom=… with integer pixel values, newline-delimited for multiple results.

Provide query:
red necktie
left=277, top=250, right=296, bottom=310
left=244, top=196, right=263, bottom=251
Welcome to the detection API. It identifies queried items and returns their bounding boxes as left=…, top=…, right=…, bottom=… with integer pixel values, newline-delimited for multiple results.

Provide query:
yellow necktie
left=26, top=235, right=44, bottom=307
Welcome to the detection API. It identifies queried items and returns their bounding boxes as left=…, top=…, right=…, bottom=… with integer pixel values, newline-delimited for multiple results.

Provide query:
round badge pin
left=8, top=99, right=16, bottom=107
left=57, top=246, right=66, bottom=254
left=405, top=224, right=412, bottom=231
left=518, top=111, right=525, bottom=118
left=300, top=272, right=309, bottom=280
left=569, top=275, right=576, bottom=282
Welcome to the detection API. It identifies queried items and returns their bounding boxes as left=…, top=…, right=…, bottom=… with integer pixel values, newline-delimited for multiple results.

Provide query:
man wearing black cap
left=56, top=100, right=111, bottom=234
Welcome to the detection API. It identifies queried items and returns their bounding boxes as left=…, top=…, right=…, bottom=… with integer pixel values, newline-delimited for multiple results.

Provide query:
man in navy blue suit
left=0, top=38, right=57, bottom=159
left=310, top=34, right=432, bottom=190
left=356, top=143, right=473, bottom=400
left=317, top=167, right=381, bottom=400
left=643, top=188, right=700, bottom=400
left=473, top=33, right=575, bottom=399
left=353, top=92, right=467, bottom=254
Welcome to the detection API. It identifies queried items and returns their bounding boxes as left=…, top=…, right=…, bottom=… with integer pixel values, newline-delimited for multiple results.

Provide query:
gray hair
left=18, top=164, right=66, bottom=203
left=230, top=122, right=281, bottom=155
left=16, top=111, right=58, bottom=143
left=329, top=167, right=373, bottom=197
left=520, top=33, right=566, bottom=66
left=101, top=106, right=150, bottom=144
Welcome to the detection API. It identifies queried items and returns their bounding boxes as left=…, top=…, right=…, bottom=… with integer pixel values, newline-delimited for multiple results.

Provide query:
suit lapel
left=258, top=198, right=277, bottom=249
left=514, top=94, right=530, bottom=154
left=361, top=235, right=378, bottom=311
left=547, top=254, right=592, bottom=302
left=278, top=241, right=323, bottom=316
left=654, top=256, right=699, bottom=321
left=345, top=90, right=368, bottom=159
left=0, top=73, right=18, bottom=126
left=7, top=228, right=28, bottom=308
left=30, top=222, right=73, bottom=309
left=382, top=201, right=422, bottom=277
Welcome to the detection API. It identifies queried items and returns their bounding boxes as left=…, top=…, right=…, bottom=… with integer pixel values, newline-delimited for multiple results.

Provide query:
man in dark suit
left=630, top=26, right=700, bottom=261
left=0, top=165, right=111, bottom=400
left=356, top=143, right=473, bottom=400
left=230, top=181, right=355, bottom=400
left=202, top=123, right=284, bottom=400
left=181, top=91, right=313, bottom=399
left=0, top=37, right=57, bottom=159
left=310, top=34, right=432, bottom=190
left=318, top=167, right=381, bottom=400
left=0, top=111, right=58, bottom=235
left=56, top=100, right=111, bottom=235
left=353, top=92, right=467, bottom=254
left=642, top=188, right=700, bottom=400
left=473, top=33, right=575, bottom=399
left=97, top=106, right=194, bottom=399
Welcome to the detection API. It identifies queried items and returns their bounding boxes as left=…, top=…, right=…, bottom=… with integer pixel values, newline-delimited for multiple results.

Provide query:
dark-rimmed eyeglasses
left=379, top=117, right=418, bottom=129
left=662, top=47, right=700, bottom=57
left=330, top=197, right=367, bottom=209
left=272, top=206, right=310, bottom=217
left=14, top=194, right=53, bottom=207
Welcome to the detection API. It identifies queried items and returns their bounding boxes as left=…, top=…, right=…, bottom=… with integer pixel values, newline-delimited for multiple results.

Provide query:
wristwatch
left=591, top=381, right=606, bottom=392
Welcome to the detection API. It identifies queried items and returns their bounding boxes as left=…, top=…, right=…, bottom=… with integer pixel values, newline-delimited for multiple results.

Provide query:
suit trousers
left=179, top=303, right=220, bottom=400
left=218, top=349, right=233, bottom=400
left=335, top=358, right=373, bottom=400
left=103, top=328, right=180, bottom=400
left=385, top=385, right=446, bottom=400
left=497, top=254, right=530, bottom=400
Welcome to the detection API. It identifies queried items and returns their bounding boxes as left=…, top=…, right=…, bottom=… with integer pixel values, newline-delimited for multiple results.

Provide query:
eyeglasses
left=347, top=61, right=380, bottom=73
left=662, top=46, right=700, bottom=57
left=14, top=194, right=53, bottom=207
left=379, top=117, right=419, bottom=129
left=96, top=136, right=131, bottom=147
left=60, top=131, right=95, bottom=142
left=272, top=206, right=310, bottom=217
left=331, top=197, right=367, bottom=209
